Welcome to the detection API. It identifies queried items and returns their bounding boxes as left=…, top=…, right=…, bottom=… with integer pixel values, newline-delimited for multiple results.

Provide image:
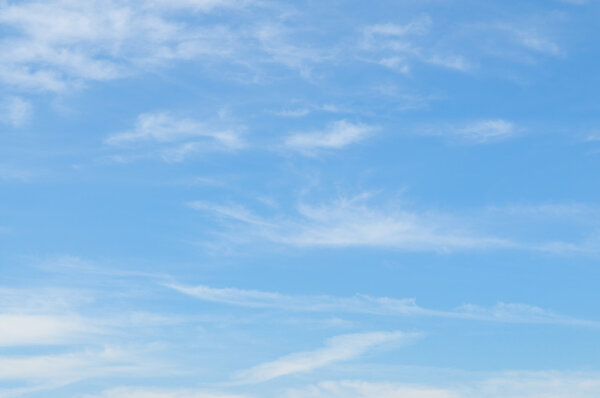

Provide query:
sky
left=1, top=0, right=600, bottom=397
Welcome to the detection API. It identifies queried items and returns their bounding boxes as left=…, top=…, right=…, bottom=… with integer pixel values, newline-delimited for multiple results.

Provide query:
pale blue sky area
left=1, top=1, right=600, bottom=397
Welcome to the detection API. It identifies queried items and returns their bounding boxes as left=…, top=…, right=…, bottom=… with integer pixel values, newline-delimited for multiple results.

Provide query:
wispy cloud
left=494, top=24, right=561, bottom=56
left=234, top=331, right=414, bottom=384
left=274, top=104, right=348, bottom=118
left=254, top=23, right=330, bottom=78
left=418, top=120, right=518, bottom=144
left=284, top=120, right=375, bottom=153
left=106, top=112, right=244, bottom=162
left=168, top=283, right=600, bottom=327
left=285, top=373, right=600, bottom=398
left=188, top=195, right=509, bottom=252
left=361, top=17, right=471, bottom=73
left=0, top=96, right=32, bottom=127
left=0, top=345, right=167, bottom=390
left=286, top=380, right=456, bottom=398
left=0, top=0, right=252, bottom=92
left=83, top=387, right=249, bottom=398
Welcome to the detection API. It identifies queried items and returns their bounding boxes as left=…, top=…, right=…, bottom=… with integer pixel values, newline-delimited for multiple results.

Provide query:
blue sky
left=1, top=0, right=600, bottom=397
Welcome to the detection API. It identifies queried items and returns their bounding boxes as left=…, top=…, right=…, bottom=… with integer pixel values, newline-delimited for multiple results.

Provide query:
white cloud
left=0, top=314, right=91, bottom=346
left=275, top=108, right=312, bottom=117
left=234, top=331, right=414, bottom=384
left=106, top=112, right=244, bottom=162
left=188, top=195, right=509, bottom=251
left=0, top=346, right=161, bottom=383
left=0, top=0, right=249, bottom=91
left=284, top=120, right=375, bottom=153
left=286, top=380, right=457, bottom=398
left=285, top=374, right=600, bottom=398
left=167, top=283, right=427, bottom=314
left=558, top=0, right=589, bottom=4
left=188, top=201, right=272, bottom=226
left=147, top=0, right=252, bottom=12
left=465, top=20, right=563, bottom=63
left=0, top=96, right=32, bottom=127
left=168, top=283, right=600, bottom=327
left=0, top=285, right=93, bottom=313
left=497, top=25, right=561, bottom=56
left=83, top=387, right=248, bottom=398
left=585, top=132, right=600, bottom=142
left=469, top=371, right=600, bottom=398
left=361, top=17, right=471, bottom=73
left=254, top=23, right=330, bottom=78
left=275, top=104, right=349, bottom=118
left=419, top=120, right=517, bottom=144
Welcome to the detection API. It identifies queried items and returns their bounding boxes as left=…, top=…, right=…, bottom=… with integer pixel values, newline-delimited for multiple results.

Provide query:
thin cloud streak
left=168, top=284, right=600, bottom=327
left=234, top=331, right=414, bottom=384
left=285, top=373, right=600, bottom=398
left=418, top=120, right=518, bottom=144
left=83, top=387, right=249, bottom=398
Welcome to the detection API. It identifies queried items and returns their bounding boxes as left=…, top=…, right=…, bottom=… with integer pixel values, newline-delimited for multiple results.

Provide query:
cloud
left=285, top=373, right=600, bottom=398
left=188, top=195, right=600, bottom=256
left=286, top=380, right=457, bottom=398
left=274, top=104, right=347, bottom=118
left=0, top=346, right=163, bottom=384
left=234, top=331, right=414, bottom=384
left=558, top=0, right=589, bottom=4
left=188, top=195, right=509, bottom=252
left=253, top=23, right=330, bottom=78
left=361, top=17, right=471, bottom=73
left=168, top=283, right=600, bottom=327
left=0, top=96, right=32, bottom=127
left=469, top=371, right=600, bottom=398
left=585, top=132, right=600, bottom=142
left=0, top=0, right=250, bottom=91
left=168, top=283, right=427, bottom=314
left=83, top=387, right=248, bottom=398
left=147, top=0, right=252, bottom=12
left=418, top=120, right=518, bottom=144
left=284, top=120, right=375, bottom=153
left=0, top=314, right=91, bottom=346
left=106, top=112, right=244, bottom=162
left=495, top=25, right=561, bottom=56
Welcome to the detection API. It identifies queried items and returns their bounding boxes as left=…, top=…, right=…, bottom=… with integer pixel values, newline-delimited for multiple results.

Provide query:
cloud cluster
left=0, top=0, right=250, bottom=91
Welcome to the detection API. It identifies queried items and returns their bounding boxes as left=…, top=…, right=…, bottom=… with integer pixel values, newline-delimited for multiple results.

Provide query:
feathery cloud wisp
left=418, top=119, right=518, bottom=144
left=188, top=195, right=510, bottom=252
left=168, top=283, right=600, bottom=327
left=106, top=112, right=244, bottom=162
left=234, top=331, right=414, bottom=384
